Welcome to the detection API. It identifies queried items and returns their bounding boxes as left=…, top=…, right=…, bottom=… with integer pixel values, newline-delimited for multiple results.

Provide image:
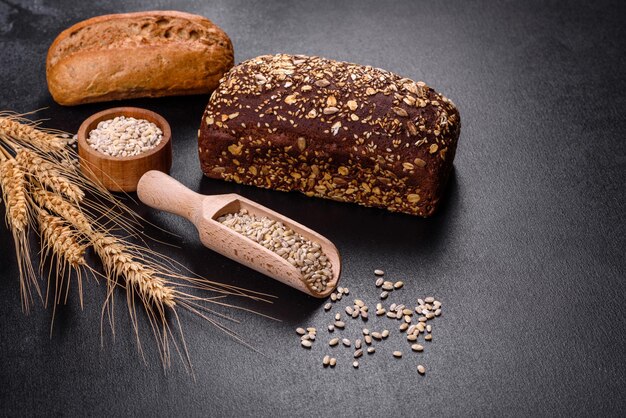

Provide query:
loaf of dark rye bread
left=47, top=11, right=233, bottom=105
left=198, top=54, right=461, bottom=217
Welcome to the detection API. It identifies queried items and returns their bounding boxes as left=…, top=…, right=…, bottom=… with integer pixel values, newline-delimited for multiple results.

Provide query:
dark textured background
left=1, top=0, right=625, bottom=416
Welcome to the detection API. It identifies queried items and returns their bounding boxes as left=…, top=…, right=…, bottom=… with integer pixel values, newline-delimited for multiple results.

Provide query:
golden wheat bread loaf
left=198, top=54, right=461, bottom=217
left=46, top=11, right=234, bottom=105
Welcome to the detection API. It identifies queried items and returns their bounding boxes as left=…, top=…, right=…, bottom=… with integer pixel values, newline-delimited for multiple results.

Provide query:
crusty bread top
left=47, top=11, right=232, bottom=68
left=204, top=54, right=460, bottom=178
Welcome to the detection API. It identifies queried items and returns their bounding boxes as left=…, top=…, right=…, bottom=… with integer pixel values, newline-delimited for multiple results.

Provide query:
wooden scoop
left=137, top=170, right=340, bottom=298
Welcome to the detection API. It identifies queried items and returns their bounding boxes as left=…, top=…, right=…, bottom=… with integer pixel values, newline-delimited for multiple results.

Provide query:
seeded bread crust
left=47, top=11, right=234, bottom=105
left=198, top=54, right=461, bottom=217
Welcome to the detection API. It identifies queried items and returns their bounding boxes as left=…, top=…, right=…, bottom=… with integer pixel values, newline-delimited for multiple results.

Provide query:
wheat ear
left=32, top=188, right=93, bottom=234
left=38, top=211, right=88, bottom=311
left=0, top=157, right=38, bottom=312
left=0, top=113, right=68, bottom=151
left=16, top=149, right=84, bottom=203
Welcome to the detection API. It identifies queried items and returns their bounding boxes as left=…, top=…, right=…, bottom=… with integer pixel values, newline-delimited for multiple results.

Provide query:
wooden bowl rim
left=77, top=107, right=172, bottom=163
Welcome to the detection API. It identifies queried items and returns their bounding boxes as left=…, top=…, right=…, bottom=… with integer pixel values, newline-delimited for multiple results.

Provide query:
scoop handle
left=137, top=170, right=203, bottom=221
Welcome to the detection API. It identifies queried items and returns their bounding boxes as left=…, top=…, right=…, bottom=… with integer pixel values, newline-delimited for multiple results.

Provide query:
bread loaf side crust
left=47, top=11, right=234, bottom=105
left=198, top=54, right=460, bottom=217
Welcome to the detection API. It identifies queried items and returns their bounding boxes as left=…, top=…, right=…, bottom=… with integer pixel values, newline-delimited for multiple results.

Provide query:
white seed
left=364, top=335, right=372, bottom=344
left=382, top=283, right=394, bottom=291
left=425, top=297, right=435, bottom=303
left=407, top=334, right=417, bottom=342
left=435, top=309, right=442, bottom=316
left=371, top=332, right=382, bottom=340
left=417, top=298, right=425, bottom=306
left=323, top=355, right=330, bottom=366
left=335, top=321, right=345, bottom=329
left=393, top=351, right=403, bottom=358
left=426, top=325, right=432, bottom=333
left=345, top=306, right=353, bottom=315
left=330, top=358, right=337, bottom=367
left=394, top=281, right=404, bottom=289
left=367, top=347, right=375, bottom=354
left=380, top=291, right=389, bottom=299
left=355, top=339, right=362, bottom=349
left=399, top=323, right=409, bottom=331
left=353, top=361, right=359, bottom=368
left=381, top=330, right=390, bottom=338
left=335, top=313, right=341, bottom=321
left=329, top=338, right=339, bottom=346
left=417, top=365, right=426, bottom=375
left=374, top=269, right=385, bottom=276
left=425, top=334, right=432, bottom=341
left=217, top=209, right=334, bottom=293
left=362, top=328, right=370, bottom=335
left=342, top=338, right=351, bottom=347
left=301, top=340, right=312, bottom=348
left=375, top=278, right=384, bottom=287
left=328, top=325, right=335, bottom=332
left=296, top=327, right=306, bottom=335
left=307, top=327, right=316, bottom=333
left=354, top=349, right=363, bottom=358
left=411, top=344, right=424, bottom=352
left=324, top=303, right=332, bottom=311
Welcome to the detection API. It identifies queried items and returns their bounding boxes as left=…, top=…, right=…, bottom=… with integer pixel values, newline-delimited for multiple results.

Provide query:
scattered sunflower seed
left=374, top=269, right=385, bottom=276
left=417, top=365, right=426, bottom=375
left=323, top=355, right=330, bottom=367
left=353, top=361, right=359, bottom=368
left=324, top=303, right=332, bottom=311
left=301, top=340, right=312, bottom=348
left=296, top=327, right=306, bottom=335
left=380, top=291, right=389, bottom=299
left=330, top=358, right=337, bottom=367
left=367, top=347, right=375, bottom=354
left=342, top=338, right=351, bottom=347
left=335, top=321, right=345, bottom=329
left=393, top=351, right=403, bottom=358
left=375, top=278, right=384, bottom=287
left=425, top=334, right=432, bottom=341
left=329, top=338, right=339, bottom=347
left=394, top=281, right=404, bottom=289
left=411, top=344, right=424, bottom=352
left=354, top=349, right=363, bottom=358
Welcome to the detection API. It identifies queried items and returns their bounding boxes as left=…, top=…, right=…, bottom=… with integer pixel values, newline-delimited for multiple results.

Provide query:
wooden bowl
left=77, top=107, right=172, bottom=192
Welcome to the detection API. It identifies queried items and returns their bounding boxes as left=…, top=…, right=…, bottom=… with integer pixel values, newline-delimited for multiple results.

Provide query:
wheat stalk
left=0, top=112, right=277, bottom=371
left=0, top=157, right=39, bottom=312
left=38, top=211, right=88, bottom=313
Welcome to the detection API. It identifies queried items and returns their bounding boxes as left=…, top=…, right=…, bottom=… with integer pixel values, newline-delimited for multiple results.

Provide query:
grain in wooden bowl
left=77, top=107, right=172, bottom=192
